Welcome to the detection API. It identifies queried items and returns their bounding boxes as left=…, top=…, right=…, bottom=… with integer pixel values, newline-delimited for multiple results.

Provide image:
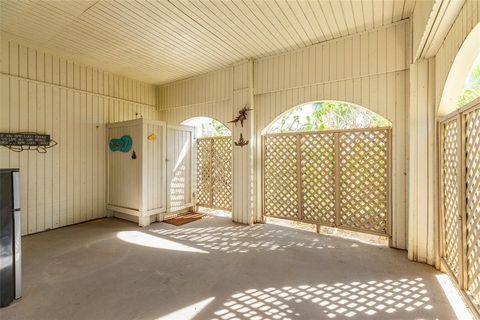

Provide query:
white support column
left=231, top=60, right=255, bottom=224
left=408, top=58, right=438, bottom=266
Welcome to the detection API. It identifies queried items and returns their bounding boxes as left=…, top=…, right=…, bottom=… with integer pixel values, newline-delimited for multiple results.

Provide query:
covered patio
left=0, top=215, right=461, bottom=320
left=0, top=0, right=479, bottom=319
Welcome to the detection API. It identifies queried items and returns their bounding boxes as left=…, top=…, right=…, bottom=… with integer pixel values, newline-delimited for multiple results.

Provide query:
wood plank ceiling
left=1, top=0, right=416, bottom=84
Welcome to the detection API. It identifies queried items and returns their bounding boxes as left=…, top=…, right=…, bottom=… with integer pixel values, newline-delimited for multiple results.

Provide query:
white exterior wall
left=156, top=67, right=235, bottom=125
left=408, top=58, right=437, bottom=265
left=0, top=36, right=158, bottom=235
left=157, top=21, right=410, bottom=248
left=407, top=0, right=478, bottom=265
left=435, top=0, right=479, bottom=112
left=157, top=62, right=255, bottom=224
left=144, top=122, right=166, bottom=211
left=254, top=21, right=410, bottom=249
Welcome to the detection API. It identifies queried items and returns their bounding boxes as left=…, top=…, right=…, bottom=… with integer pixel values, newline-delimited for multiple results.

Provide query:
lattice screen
left=263, top=128, right=391, bottom=236
left=338, top=130, right=389, bottom=234
left=465, top=108, right=480, bottom=309
left=212, top=138, right=233, bottom=210
left=196, top=137, right=232, bottom=210
left=263, top=134, right=299, bottom=219
left=196, top=138, right=212, bottom=207
left=442, top=118, right=461, bottom=279
left=300, top=133, right=336, bottom=224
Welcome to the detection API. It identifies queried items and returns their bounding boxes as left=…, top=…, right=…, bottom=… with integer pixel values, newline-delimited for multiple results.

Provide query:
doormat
left=163, top=212, right=204, bottom=226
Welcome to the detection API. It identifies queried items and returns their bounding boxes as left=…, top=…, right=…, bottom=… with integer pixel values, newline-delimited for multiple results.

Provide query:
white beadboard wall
left=435, top=0, right=479, bottom=112
left=232, top=61, right=255, bottom=225
left=408, top=58, right=436, bottom=265
left=405, top=0, right=479, bottom=265
left=0, top=37, right=158, bottom=235
left=157, top=66, right=235, bottom=125
left=158, top=21, right=410, bottom=248
left=253, top=21, right=410, bottom=249
left=157, top=61, right=254, bottom=224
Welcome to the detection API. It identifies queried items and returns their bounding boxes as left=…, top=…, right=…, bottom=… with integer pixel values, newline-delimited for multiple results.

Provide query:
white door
left=166, top=124, right=195, bottom=213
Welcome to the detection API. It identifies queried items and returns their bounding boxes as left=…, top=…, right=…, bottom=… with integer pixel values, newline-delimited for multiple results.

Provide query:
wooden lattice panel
left=442, top=119, right=461, bottom=278
left=263, top=128, right=391, bottom=236
left=263, top=134, right=300, bottom=219
left=196, top=138, right=212, bottom=207
left=300, top=133, right=336, bottom=224
left=465, top=108, right=480, bottom=309
left=338, top=130, right=389, bottom=235
left=212, top=137, right=233, bottom=210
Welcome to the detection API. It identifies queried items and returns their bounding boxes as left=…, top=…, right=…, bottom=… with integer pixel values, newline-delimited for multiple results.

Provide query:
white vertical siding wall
left=166, top=125, right=194, bottom=212
left=107, top=123, right=142, bottom=211
left=157, top=67, right=235, bottom=125
left=144, top=122, right=166, bottom=211
left=157, top=62, right=254, bottom=224
left=435, top=0, right=479, bottom=110
left=253, top=21, right=410, bottom=249
left=157, top=21, right=410, bottom=248
left=232, top=61, right=254, bottom=224
left=408, top=58, right=437, bottom=265
left=407, top=0, right=478, bottom=265
left=0, top=37, right=158, bottom=235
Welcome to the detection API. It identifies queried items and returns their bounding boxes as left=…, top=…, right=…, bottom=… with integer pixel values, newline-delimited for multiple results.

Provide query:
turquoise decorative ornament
left=109, top=135, right=132, bottom=152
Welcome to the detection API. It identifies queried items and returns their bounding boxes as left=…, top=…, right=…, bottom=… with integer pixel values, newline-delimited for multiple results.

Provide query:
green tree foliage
left=200, top=118, right=230, bottom=137
left=458, top=62, right=480, bottom=108
left=184, top=117, right=231, bottom=137
left=269, top=102, right=391, bottom=133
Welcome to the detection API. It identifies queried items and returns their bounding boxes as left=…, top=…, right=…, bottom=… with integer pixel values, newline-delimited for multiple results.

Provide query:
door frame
left=165, top=124, right=196, bottom=214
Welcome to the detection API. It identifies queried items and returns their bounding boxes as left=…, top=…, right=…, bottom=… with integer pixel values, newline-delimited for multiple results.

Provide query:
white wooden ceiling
left=1, top=0, right=416, bottom=84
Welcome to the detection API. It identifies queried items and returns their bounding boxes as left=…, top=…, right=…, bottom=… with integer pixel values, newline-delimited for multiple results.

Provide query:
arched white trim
left=181, top=116, right=231, bottom=138
left=438, top=23, right=480, bottom=116
left=261, top=100, right=392, bottom=134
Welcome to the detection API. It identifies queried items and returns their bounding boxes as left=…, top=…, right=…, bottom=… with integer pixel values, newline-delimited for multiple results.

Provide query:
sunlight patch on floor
left=156, top=297, right=215, bottom=320
left=116, top=231, right=209, bottom=253
left=212, top=278, right=434, bottom=320
left=149, top=224, right=361, bottom=254
left=436, top=274, right=473, bottom=320
left=197, top=206, right=232, bottom=218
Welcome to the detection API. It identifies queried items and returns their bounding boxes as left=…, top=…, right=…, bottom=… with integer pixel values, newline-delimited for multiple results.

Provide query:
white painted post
left=232, top=60, right=255, bottom=224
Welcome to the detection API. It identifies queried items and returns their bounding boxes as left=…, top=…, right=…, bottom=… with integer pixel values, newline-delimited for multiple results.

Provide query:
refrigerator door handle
left=12, top=171, right=20, bottom=210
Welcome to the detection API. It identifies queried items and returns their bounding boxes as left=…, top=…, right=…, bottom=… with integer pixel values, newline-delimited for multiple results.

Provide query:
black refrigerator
left=0, top=168, right=22, bottom=307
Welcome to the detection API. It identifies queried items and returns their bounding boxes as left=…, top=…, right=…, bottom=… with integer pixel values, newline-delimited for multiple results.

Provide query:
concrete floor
left=1, top=215, right=458, bottom=320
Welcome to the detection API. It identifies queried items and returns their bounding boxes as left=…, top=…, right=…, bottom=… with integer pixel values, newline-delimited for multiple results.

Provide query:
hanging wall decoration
left=109, top=135, right=132, bottom=152
left=0, top=132, right=58, bottom=153
left=234, top=133, right=249, bottom=147
left=131, top=150, right=137, bottom=159
left=229, top=105, right=252, bottom=127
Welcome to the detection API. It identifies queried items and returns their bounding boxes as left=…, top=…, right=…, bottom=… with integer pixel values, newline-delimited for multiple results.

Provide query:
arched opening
left=439, top=23, right=480, bottom=115
left=262, top=101, right=392, bottom=245
left=437, top=23, right=480, bottom=314
left=457, top=53, right=480, bottom=108
left=263, top=100, right=392, bottom=134
left=182, top=117, right=232, bottom=216
left=182, top=117, right=231, bottom=138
